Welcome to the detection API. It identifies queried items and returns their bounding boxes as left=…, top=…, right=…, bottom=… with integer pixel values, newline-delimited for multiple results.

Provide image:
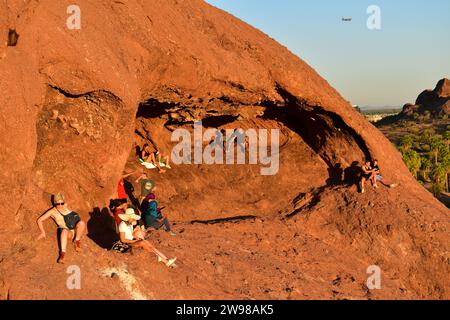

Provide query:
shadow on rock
left=87, top=207, right=118, bottom=249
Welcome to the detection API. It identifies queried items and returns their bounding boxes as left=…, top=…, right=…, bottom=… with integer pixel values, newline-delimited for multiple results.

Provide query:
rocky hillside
left=0, top=0, right=448, bottom=299
left=381, top=79, right=450, bottom=124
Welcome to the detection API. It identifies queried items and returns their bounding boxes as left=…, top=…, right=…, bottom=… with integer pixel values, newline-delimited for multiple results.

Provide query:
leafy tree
left=431, top=183, right=444, bottom=197
left=443, top=131, right=450, bottom=151
left=420, top=157, right=432, bottom=181
left=400, top=135, right=415, bottom=152
left=429, top=136, right=446, bottom=165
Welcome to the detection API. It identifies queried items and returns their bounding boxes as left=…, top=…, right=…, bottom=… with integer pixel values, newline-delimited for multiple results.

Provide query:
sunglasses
left=56, top=202, right=65, bottom=206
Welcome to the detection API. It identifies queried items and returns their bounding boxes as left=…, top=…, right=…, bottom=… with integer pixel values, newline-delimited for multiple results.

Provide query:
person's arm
left=133, top=226, right=146, bottom=240
left=148, top=201, right=159, bottom=219
left=156, top=207, right=167, bottom=221
left=362, top=166, right=371, bottom=174
left=135, top=173, right=146, bottom=184
left=119, top=232, right=139, bottom=244
left=37, top=209, right=54, bottom=240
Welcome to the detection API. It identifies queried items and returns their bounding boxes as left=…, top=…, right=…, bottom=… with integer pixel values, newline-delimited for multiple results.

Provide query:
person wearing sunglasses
left=37, top=193, right=86, bottom=264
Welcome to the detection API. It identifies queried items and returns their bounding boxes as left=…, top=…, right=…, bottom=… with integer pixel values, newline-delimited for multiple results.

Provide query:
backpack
left=111, top=241, right=132, bottom=254
left=57, top=209, right=81, bottom=230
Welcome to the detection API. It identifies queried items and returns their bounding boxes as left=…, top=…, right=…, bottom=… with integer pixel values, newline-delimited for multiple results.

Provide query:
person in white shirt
left=118, top=208, right=177, bottom=267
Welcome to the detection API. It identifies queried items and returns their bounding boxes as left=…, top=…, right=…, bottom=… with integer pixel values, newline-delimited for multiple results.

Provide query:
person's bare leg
left=163, top=155, right=171, bottom=168
left=74, top=221, right=85, bottom=251
left=152, top=153, right=165, bottom=172
left=60, top=229, right=69, bottom=252
left=142, top=240, right=169, bottom=262
left=371, top=173, right=378, bottom=187
left=75, top=221, right=86, bottom=241
left=58, top=229, right=70, bottom=263
left=360, top=178, right=366, bottom=193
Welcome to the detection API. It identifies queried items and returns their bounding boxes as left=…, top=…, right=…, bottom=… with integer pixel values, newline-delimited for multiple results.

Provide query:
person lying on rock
left=140, top=190, right=176, bottom=236
left=360, top=160, right=377, bottom=193
left=140, top=143, right=171, bottom=173
left=117, top=208, right=177, bottom=268
left=372, top=160, right=398, bottom=189
left=37, top=193, right=86, bottom=264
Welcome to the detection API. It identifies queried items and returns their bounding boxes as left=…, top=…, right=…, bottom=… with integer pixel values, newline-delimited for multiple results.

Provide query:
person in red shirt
left=117, top=178, right=127, bottom=200
left=117, top=172, right=134, bottom=200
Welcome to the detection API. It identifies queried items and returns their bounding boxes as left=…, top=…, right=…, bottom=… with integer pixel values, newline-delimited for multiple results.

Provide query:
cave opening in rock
left=126, top=93, right=371, bottom=221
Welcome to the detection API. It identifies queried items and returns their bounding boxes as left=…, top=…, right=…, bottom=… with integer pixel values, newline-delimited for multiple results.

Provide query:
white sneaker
left=166, top=258, right=177, bottom=267
left=361, top=188, right=365, bottom=194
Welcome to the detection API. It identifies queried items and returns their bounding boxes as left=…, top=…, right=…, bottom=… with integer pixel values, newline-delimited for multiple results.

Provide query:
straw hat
left=118, top=208, right=141, bottom=222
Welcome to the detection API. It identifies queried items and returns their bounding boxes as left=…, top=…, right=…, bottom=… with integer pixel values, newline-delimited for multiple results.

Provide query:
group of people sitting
left=110, top=176, right=177, bottom=267
left=360, top=159, right=397, bottom=193
left=37, top=171, right=177, bottom=267
left=36, top=141, right=395, bottom=266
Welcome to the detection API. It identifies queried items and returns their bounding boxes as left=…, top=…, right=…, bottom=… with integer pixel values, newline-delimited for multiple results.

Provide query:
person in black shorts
left=360, top=160, right=376, bottom=193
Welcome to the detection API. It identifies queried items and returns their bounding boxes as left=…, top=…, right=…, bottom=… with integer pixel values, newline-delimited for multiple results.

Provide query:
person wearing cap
left=135, top=173, right=156, bottom=203
left=37, top=193, right=86, bottom=264
left=141, top=191, right=175, bottom=236
left=118, top=208, right=177, bottom=267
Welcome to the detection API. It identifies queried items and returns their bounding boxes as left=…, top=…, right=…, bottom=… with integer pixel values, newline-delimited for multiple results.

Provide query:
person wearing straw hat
left=37, top=193, right=86, bottom=264
left=118, top=208, right=177, bottom=268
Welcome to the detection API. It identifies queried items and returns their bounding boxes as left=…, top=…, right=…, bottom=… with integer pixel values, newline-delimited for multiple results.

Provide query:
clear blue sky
left=206, top=0, right=450, bottom=107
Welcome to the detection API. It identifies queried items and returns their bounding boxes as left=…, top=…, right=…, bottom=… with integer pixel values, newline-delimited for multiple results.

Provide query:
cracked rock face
left=0, top=0, right=448, bottom=299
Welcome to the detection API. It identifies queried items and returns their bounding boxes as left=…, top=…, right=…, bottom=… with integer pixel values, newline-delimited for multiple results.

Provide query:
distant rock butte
left=400, top=78, right=450, bottom=118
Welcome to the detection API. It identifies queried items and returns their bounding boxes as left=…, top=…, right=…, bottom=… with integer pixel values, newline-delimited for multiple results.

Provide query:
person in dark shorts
left=37, top=193, right=86, bottom=264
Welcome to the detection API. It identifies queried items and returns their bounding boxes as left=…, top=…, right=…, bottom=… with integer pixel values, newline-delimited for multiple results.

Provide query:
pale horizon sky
left=206, top=0, right=450, bottom=108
